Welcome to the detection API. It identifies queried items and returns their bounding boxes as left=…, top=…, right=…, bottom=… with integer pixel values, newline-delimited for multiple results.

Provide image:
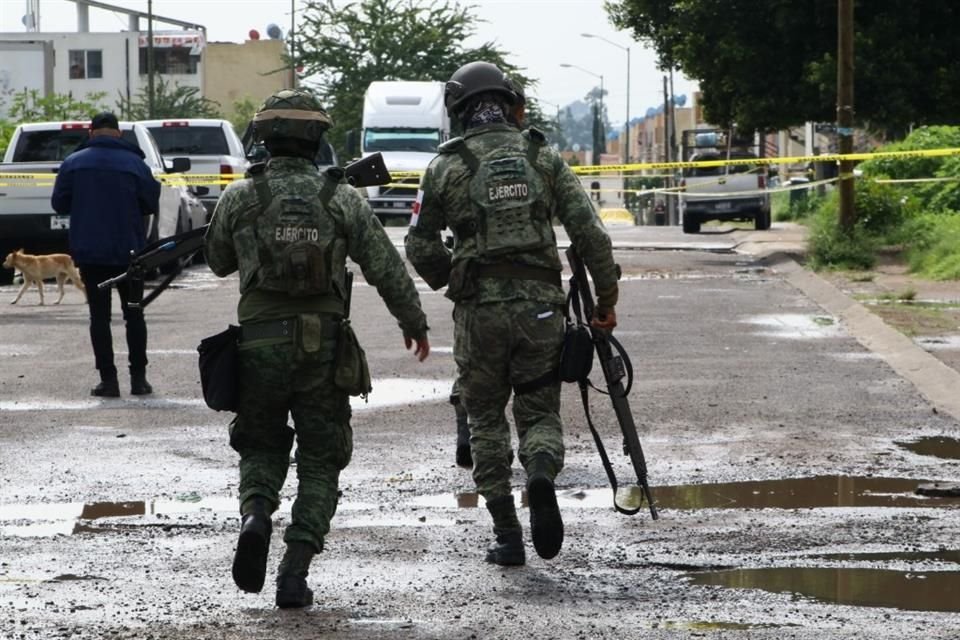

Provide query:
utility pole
left=147, top=0, right=155, bottom=118
left=837, top=0, right=855, bottom=232
left=663, top=75, right=674, bottom=226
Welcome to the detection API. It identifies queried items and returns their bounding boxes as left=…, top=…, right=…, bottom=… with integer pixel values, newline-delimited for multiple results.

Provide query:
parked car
left=0, top=121, right=198, bottom=284
left=138, top=118, right=249, bottom=218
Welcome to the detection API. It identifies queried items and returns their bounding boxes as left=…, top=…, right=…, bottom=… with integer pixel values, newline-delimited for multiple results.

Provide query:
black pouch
left=559, top=322, right=594, bottom=383
left=445, top=259, right=477, bottom=302
left=197, top=325, right=240, bottom=411
left=334, top=320, right=372, bottom=398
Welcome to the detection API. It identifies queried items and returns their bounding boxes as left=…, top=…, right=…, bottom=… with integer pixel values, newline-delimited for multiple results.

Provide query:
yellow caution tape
left=4, top=147, right=960, bottom=188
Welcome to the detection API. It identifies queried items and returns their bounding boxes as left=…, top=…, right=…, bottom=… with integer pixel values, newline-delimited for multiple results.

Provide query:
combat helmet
left=444, top=62, right=516, bottom=115
left=252, top=88, right=333, bottom=144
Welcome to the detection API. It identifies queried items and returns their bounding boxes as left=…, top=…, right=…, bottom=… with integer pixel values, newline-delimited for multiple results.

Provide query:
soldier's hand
left=405, top=335, right=430, bottom=362
left=591, top=306, right=617, bottom=331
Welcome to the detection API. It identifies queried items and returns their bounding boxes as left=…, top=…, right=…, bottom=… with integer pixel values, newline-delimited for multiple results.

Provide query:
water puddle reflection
left=897, top=436, right=960, bottom=460
left=687, top=566, right=960, bottom=612
left=411, top=475, right=960, bottom=511
left=741, top=313, right=843, bottom=340
left=0, top=377, right=454, bottom=412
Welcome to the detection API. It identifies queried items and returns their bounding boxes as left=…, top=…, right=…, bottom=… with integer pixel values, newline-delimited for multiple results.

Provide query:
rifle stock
left=565, top=245, right=658, bottom=519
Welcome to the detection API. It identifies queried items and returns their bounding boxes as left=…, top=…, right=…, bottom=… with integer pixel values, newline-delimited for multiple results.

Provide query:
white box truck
left=358, top=81, right=450, bottom=222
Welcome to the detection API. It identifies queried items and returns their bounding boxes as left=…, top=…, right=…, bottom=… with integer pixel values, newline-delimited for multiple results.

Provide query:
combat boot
left=526, top=454, right=564, bottom=560
left=453, top=399, right=472, bottom=468
left=275, top=541, right=316, bottom=608
left=91, top=377, right=120, bottom=398
left=484, top=494, right=525, bottom=566
left=130, top=370, right=153, bottom=395
left=232, top=496, right=272, bottom=593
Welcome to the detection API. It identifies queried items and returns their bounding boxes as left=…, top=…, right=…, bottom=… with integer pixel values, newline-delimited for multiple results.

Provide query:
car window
left=147, top=125, right=230, bottom=155
left=12, top=129, right=88, bottom=162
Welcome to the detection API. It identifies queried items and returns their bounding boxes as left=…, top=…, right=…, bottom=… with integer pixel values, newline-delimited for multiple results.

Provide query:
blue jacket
left=51, top=135, right=162, bottom=266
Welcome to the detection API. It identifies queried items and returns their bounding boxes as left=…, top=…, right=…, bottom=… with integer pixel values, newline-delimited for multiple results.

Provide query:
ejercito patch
left=275, top=226, right=320, bottom=242
left=488, top=181, right=529, bottom=202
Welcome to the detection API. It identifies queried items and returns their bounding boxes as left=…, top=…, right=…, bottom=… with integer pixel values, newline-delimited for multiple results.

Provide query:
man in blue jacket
left=52, top=112, right=161, bottom=397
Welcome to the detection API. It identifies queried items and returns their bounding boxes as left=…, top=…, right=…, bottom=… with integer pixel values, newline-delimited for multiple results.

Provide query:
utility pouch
left=197, top=325, right=241, bottom=411
left=296, top=314, right=326, bottom=354
left=281, top=241, right=330, bottom=297
left=445, top=259, right=477, bottom=302
left=334, top=319, right=372, bottom=398
left=559, top=321, right=594, bottom=383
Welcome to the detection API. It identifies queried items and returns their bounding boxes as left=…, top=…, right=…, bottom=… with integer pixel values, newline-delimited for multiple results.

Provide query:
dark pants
left=79, top=264, right=148, bottom=381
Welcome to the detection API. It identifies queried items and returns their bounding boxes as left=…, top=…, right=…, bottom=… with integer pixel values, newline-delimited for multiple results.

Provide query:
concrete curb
left=766, top=253, right=960, bottom=423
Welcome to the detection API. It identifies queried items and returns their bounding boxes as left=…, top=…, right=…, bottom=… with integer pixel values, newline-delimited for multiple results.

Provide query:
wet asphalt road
left=2, top=225, right=960, bottom=639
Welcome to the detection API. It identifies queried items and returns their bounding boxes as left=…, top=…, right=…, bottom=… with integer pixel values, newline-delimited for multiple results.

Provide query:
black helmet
left=444, top=62, right=516, bottom=115
left=252, top=89, right=333, bottom=144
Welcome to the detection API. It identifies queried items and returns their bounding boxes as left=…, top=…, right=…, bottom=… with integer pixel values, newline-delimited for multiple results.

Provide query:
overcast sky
left=0, top=0, right=698, bottom=125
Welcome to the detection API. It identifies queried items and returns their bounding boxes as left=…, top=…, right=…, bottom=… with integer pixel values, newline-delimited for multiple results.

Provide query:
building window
left=139, top=48, right=200, bottom=75
left=68, top=50, right=103, bottom=79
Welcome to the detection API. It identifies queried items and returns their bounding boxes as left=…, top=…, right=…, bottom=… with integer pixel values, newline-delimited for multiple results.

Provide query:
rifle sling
left=578, top=380, right=643, bottom=516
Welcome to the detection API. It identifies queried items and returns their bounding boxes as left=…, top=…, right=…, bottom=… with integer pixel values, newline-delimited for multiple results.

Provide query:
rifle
left=565, top=245, right=658, bottom=519
left=98, top=153, right=393, bottom=307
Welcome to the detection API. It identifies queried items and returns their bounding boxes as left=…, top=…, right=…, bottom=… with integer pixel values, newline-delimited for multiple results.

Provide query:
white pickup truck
left=678, top=130, right=771, bottom=234
left=139, top=118, right=249, bottom=219
left=0, top=121, right=205, bottom=284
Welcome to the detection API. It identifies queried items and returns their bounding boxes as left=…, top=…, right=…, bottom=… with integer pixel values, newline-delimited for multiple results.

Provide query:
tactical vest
left=232, top=165, right=346, bottom=298
left=452, top=133, right=553, bottom=258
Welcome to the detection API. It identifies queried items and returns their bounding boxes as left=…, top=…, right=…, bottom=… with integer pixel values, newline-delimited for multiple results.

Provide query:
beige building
left=202, top=39, right=293, bottom=118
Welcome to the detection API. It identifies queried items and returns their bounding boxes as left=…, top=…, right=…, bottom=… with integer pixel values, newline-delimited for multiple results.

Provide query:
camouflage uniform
left=405, top=123, right=618, bottom=500
left=206, top=157, right=428, bottom=553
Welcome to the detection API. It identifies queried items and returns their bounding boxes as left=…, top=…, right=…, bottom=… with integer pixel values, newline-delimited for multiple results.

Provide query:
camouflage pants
left=454, top=300, right=565, bottom=499
left=229, top=336, right=351, bottom=553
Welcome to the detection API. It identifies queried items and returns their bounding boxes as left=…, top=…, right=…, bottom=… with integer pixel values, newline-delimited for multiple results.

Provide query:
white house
left=0, top=29, right=204, bottom=117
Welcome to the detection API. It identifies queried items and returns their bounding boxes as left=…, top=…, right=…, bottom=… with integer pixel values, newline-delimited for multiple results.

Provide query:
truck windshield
left=364, top=128, right=439, bottom=153
left=687, top=153, right=758, bottom=177
left=147, top=125, right=229, bottom=155
left=12, top=130, right=88, bottom=162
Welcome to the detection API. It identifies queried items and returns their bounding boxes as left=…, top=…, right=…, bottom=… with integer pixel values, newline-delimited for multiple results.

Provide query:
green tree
left=116, top=75, right=222, bottom=120
left=297, top=0, right=535, bottom=158
left=606, top=0, right=960, bottom=137
left=228, top=97, right=259, bottom=138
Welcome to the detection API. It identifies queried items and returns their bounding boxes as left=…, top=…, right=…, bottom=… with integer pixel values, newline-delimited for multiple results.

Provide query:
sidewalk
left=734, top=223, right=960, bottom=420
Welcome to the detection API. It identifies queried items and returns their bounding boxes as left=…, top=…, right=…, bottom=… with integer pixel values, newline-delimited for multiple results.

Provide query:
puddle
left=0, top=377, right=454, bottom=413
left=914, top=335, right=960, bottom=351
left=816, top=549, right=960, bottom=563
left=411, top=476, right=960, bottom=511
left=897, top=436, right=960, bottom=460
left=0, top=495, right=382, bottom=538
left=741, top=313, right=844, bottom=340
left=687, top=566, right=960, bottom=613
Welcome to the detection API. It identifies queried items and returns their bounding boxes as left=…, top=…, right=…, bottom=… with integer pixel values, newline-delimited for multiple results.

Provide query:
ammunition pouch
left=334, top=319, right=372, bottom=398
left=445, top=259, right=477, bottom=302
left=197, top=325, right=241, bottom=412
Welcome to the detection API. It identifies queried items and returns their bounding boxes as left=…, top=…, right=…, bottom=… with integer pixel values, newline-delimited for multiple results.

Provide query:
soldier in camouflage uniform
left=405, top=62, right=618, bottom=565
left=205, top=89, right=430, bottom=607
left=449, top=76, right=529, bottom=470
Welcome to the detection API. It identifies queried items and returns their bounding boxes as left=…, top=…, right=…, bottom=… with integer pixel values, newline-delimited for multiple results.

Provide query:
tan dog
left=3, top=249, right=87, bottom=305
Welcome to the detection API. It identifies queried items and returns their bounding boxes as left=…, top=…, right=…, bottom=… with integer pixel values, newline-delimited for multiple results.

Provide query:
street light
left=582, top=33, right=630, bottom=164
left=560, top=63, right=604, bottom=161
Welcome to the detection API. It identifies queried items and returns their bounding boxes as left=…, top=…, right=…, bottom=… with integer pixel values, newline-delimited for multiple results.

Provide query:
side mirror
left=192, top=186, right=210, bottom=197
left=345, top=129, right=359, bottom=158
left=170, top=157, right=191, bottom=173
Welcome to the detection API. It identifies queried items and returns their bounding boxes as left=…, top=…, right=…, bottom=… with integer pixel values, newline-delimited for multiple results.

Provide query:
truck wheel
left=682, top=214, right=701, bottom=234
left=754, top=211, right=766, bottom=231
